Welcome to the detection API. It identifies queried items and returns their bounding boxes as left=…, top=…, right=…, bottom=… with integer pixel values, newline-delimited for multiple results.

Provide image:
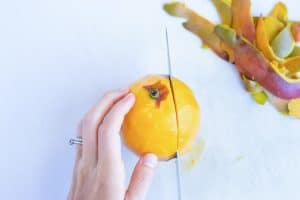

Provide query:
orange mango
left=122, top=75, right=200, bottom=160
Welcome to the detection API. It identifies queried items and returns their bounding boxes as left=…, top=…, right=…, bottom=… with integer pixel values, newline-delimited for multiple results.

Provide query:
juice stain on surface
left=235, top=155, right=245, bottom=162
left=181, top=139, right=205, bottom=170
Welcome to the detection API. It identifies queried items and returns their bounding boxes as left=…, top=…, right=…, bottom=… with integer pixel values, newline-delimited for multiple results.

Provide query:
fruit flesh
left=172, top=77, right=200, bottom=151
left=122, top=75, right=200, bottom=160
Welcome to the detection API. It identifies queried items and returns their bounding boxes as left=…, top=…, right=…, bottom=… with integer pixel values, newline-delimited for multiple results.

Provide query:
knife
left=165, top=27, right=183, bottom=200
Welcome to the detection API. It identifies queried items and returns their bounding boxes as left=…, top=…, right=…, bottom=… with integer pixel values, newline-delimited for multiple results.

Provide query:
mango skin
left=233, top=38, right=300, bottom=100
left=122, top=75, right=200, bottom=160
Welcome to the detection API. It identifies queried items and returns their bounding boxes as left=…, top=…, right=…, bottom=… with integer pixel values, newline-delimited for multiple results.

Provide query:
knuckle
left=99, top=120, right=112, bottom=134
left=77, top=163, right=94, bottom=181
left=81, top=113, right=98, bottom=133
left=77, top=165, right=88, bottom=181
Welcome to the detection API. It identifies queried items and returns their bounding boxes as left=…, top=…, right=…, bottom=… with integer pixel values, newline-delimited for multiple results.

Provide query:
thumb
left=126, top=154, right=158, bottom=200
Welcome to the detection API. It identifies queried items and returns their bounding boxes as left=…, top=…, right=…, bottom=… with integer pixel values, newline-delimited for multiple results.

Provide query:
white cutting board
left=0, top=0, right=300, bottom=199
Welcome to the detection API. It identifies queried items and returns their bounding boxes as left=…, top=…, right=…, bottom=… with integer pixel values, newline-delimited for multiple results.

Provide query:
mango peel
left=164, top=2, right=231, bottom=61
left=211, top=0, right=232, bottom=26
left=164, top=0, right=300, bottom=119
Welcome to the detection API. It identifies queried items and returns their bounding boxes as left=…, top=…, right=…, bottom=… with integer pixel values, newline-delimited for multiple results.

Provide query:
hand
left=68, top=89, right=158, bottom=200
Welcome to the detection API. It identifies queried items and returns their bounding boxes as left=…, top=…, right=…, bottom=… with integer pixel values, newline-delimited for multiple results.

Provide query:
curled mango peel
left=291, top=22, right=300, bottom=42
left=164, top=0, right=300, bottom=118
left=164, top=2, right=236, bottom=62
left=231, top=0, right=256, bottom=43
left=164, top=2, right=233, bottom=61
left=264, top=16, right=285, bottom=42
left=242, top=75, right=268, bottom=105
left=284, top=56, right=300, bottom=77
left=271, top=24, right=295, bottom=59
left=212, top=0, right=232, bottom=26
left=269, top=2, right=288, bottom=24
left=256, top=17, right=283, bottom=63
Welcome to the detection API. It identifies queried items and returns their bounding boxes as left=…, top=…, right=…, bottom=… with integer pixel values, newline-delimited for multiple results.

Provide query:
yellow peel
left=256, top=17, right=283, bottom=62
left=264, top=16, right=285, bottom=42
left=283, top=56, right=300, bottom=75
left=288, top=98, right=300, bottom=118
left=270, top=61, right=300, bottom=83
left=212, top=0, right=232, bottom=26
left=220, top=42, right=235, bottom=63
left=216, top=22, right=300, bottom=83
left=290, top=46, right=300, bottom=57
left=269, top=2, right=288, bottom=24
left=241, top=75, right=268, bottom=105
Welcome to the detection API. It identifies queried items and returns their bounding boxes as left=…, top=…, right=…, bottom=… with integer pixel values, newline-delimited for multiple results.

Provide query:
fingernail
left=142, top=154, right=158, bottom=168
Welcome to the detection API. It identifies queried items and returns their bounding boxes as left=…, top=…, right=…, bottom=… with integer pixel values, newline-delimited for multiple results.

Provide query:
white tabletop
left=1, top=0, right=300, bottom=199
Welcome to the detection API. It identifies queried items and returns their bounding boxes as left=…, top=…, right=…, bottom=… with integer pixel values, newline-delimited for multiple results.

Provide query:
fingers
left=126, top=154, right=158, bottom=200
left=98, top=93, right=135, bottom=165
left=81, top=88, right=129, bottom=164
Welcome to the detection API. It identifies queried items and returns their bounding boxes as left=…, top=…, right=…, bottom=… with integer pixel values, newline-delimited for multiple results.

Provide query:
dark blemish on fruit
left=143, top=81, right=169, bottom=108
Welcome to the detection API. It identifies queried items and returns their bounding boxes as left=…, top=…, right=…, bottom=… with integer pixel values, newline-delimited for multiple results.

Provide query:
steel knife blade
left=165, top=27, right=183, bottom=200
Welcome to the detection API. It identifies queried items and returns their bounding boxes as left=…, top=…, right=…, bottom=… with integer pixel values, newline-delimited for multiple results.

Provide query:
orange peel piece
left=231, top=0, right=256, bottom=43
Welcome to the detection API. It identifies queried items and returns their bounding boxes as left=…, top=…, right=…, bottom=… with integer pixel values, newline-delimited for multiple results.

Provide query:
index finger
left=81, top=88, right=129, bottom=164
left=98, top=93, right=135, bottom=166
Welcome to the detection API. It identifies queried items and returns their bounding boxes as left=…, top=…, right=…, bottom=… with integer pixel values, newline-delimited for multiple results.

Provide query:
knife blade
left=165, top=27, right=183, bottom=200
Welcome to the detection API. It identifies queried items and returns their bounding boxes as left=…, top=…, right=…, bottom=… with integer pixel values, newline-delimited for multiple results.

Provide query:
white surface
left=1, top=0, right=300, bottom=199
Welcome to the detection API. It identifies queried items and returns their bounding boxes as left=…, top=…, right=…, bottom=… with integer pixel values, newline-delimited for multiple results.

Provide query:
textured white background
left=1, top=0, right=300, bottom=199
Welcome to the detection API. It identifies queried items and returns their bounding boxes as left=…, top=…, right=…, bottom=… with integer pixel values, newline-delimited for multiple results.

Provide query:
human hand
left=68, top=89, right=158, bottom=200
